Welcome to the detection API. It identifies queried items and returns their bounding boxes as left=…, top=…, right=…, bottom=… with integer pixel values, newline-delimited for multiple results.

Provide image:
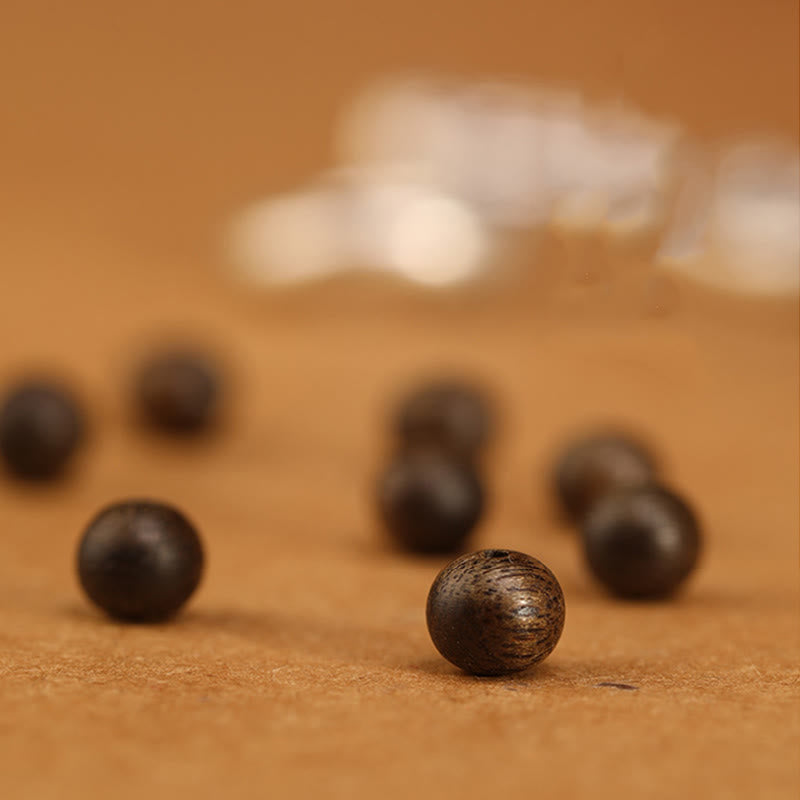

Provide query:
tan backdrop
left=0, top=2, right=798, bottom=799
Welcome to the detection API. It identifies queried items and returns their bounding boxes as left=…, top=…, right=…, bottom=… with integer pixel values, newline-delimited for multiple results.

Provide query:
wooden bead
left=581, top=485, right=701, bottom=599
left=77, top=500, right=205, bottom=622
left=377, top=449, right=484, bottom=554
left=135, top=350, right=220, bottom=434
left=393, top=379, right=493, bottom=460
left=0, top=380, right=85, bottom=480
left=553, top=430, right=658, bottom=521
left=426, top=549, right=565, bottom=676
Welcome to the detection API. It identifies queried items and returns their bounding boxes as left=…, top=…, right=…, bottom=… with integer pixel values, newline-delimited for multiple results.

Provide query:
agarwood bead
left=77, top=500, right=205, bottom=622
left=0, top=380, right=85, bottom=480
left=377, top=449, right=485, bottom=554
left=553, top=430, right=658, bottom=521
left=135, top=350, right=220, bottom=434
left=393, top=379, right=492, bottom=460
left=582, top=484, right=701, bottom=599
left=426, top=549, right=565, bottom=676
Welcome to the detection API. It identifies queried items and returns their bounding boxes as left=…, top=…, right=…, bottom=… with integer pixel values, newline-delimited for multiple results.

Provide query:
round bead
left=135, top=350, right=220, bottom=434
left=77, top=500, right=205, bottom=622
left=0, top=381, right=85, bottom=480
left=427, top=549, right=566, bottom=676
left=553, top=431, right=658, bottom=521
left=581, top=485, right=701, bottom=599
left=393, top=379, right=492, bottom=460
left=377, top=450, right=484, bottom=554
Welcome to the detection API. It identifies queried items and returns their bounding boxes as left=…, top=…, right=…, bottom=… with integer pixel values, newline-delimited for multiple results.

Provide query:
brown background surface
left=0, top=2, right=798, bottom=798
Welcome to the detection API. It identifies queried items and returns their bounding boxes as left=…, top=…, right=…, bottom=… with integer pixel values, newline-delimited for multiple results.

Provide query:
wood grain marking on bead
left=426, top=549, right=565, bottom=676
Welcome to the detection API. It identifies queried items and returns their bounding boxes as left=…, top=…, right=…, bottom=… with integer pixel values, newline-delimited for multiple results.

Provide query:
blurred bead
left=582, top=485, right=701, bottom=599
left=77, top=500, right=205, bottom=622
left=0, top=381, right=85, bottom=480
left=136, top=350, right=220, bottom=434
left=553, top=430, right=658, bottom=522
left=394, top=379, right=493, bottom=460
left=427, top=549, right=565, bottom=676
left=377, top=449, right=484, bottom=554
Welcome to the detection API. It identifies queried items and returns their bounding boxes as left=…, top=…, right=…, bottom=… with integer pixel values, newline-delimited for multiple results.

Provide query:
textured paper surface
left=0, top=2, right=797, bottom=798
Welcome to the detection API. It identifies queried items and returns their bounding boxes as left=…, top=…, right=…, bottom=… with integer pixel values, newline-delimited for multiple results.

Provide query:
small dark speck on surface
left=595, top=682, right=639, bottom=691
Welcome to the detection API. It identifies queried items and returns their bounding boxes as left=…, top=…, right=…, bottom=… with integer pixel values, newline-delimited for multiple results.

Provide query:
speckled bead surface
left=426, top=549, right=565, bottom=676
left=582, top=484, right=701, bottom=599
left=77, top=500, right=205, bottom=622
left=553, top=430, right=658, bottom=521
left=393, top=379, right=493, bottom=460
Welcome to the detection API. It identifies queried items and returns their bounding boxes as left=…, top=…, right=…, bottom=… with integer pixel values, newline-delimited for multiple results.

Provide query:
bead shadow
left=63, top=602, right=193, bottom=628
left=60, top=604, right=620, bottom=689
left=129, top=408, right=231, bottom=445
left=0, top=463, right=87, bottom=494
left=410, top=655, right=564, bottom=685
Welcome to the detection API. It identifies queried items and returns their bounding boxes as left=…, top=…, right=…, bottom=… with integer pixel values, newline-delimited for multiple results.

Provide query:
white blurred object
left=225, top=167, right=490, bottom=288
left=338, top=79, right=682, bottom=234
left=344, top=173, right=489, bottom=286
left=226, top=74, right=799, bottom=295
left=710, top=143, right=800, bottom=294
left=339, top=79, right=587, bottom=228
left=437, top=84, right=564, bottom=227
left=336, top=77, right=461, bottom=184
left=656, top=145, right=716, bottom=266
left=659, top=142, right=800, bottom=295
left=539, top=94, right=613, bottom=231
left=592, top=105, right=683, bottom=236
left=225, top=187, right=348, bottom=285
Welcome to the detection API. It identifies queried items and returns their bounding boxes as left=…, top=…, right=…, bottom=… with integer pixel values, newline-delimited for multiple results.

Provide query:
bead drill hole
left=486, top=550, right=510, bottom=558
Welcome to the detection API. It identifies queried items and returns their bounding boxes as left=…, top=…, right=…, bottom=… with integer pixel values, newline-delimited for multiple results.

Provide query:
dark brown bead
left=77, top=500, right=205, bottom=622
left=0, top=381, right=85, bottom=480
left=135, top=350, right=220, bottom=434
left=427, top=549, right=565, bottom=676
left=581, top=485, right=701, bottom=599
left=553, top=430, right=658, bottom=522
left=393, top=379, right=493, bottom=460
left=377, top=450, right=485, bottom=554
